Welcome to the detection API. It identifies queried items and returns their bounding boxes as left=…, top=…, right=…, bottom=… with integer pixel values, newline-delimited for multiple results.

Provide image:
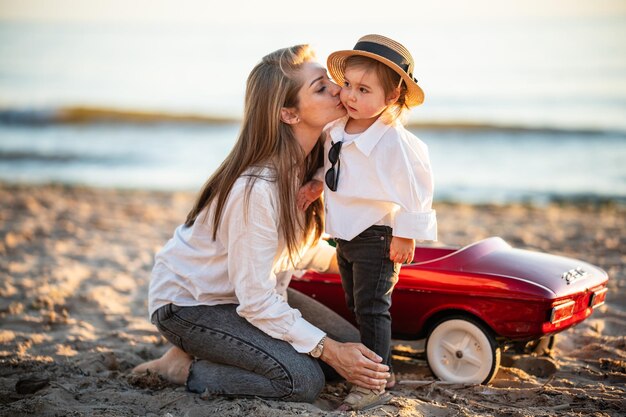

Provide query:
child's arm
left=381, top=134, right=437, bottom=242
left=297, top=179, right=324, bottom=211
left=389, top=236, right=415, bottom=264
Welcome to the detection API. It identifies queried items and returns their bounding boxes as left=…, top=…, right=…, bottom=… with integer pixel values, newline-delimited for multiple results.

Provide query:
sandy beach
left=0, top=182, right=624, bottom=416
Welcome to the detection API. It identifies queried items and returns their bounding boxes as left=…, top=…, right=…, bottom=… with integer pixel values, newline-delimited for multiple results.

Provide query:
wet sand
left=0, top=183, right=624, bottom=416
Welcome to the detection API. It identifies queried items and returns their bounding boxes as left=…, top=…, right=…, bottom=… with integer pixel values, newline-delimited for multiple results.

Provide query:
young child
left=298, top=34, right=437, bottom=411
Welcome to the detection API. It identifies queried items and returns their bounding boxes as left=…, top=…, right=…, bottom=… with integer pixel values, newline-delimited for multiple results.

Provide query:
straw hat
left=327, top=34, right=424, bottom=106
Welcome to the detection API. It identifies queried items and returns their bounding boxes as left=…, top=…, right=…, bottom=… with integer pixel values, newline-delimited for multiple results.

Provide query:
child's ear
left=386, top=87, right=401, bottom=105
left=280, top=107, right=300, bottom=125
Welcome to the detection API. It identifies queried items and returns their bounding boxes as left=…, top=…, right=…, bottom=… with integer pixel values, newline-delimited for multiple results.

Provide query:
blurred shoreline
left=2, top=181, right=625, bottom=210
left=2, top=105, right=625, bottom=135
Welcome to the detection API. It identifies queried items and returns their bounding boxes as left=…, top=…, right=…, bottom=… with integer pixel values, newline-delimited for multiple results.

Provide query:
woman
left=132, top=44, right=390, bottom=402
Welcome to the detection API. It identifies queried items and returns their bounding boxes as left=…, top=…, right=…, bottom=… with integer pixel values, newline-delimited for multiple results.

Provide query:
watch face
left=310, top=335, right=326, bottom=358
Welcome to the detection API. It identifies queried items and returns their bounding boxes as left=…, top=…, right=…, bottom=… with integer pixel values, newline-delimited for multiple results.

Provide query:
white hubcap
left=427, top=319, right=494, bottom=383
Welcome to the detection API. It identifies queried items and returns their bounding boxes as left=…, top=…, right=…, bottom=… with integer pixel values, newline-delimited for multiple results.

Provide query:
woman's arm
left=294, top=238, right=338, bottom=274
left=325, top=253, right=340, bottom=274
left=222, top=181, right=325, bottom=353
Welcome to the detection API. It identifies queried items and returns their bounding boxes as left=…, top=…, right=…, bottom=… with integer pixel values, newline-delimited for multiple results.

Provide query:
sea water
left=1, top=122, right=624, bottom=204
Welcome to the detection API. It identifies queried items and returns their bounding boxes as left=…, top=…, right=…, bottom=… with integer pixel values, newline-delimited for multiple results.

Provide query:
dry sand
left=0, top=183, right=624, bottom=416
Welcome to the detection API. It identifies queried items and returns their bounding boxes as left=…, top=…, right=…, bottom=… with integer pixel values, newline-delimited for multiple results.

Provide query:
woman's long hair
left=184, top=45, right=324, bottom=263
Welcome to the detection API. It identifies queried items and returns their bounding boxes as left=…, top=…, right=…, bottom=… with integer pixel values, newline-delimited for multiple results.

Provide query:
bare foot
left=132, top=346, right=193, bottom=385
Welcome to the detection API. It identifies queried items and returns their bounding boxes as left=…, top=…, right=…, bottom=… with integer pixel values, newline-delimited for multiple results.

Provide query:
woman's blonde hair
left=185, top=45, right=324, bottom=262
left=345, top=55, right=410, bottom=122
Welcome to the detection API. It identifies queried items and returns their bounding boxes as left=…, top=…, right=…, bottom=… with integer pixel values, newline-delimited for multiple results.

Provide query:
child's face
left=340, top=66, right=390, bottom=123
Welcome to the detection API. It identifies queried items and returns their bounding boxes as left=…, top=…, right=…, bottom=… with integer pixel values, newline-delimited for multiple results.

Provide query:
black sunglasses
left=325, top=141, right=342, bottom=192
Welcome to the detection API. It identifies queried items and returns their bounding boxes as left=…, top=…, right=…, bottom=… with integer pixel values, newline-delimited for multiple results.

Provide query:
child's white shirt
left=319, top=115, right=437, bottom=241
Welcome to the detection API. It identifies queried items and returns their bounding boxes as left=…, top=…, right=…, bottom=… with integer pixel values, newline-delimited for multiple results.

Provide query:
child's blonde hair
left=344, top=55, right=411, bottom=123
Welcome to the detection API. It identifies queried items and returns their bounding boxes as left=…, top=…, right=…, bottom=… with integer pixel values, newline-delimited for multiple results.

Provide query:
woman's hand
left=297, top=180, right=324, bottom=211
left=320, top=337, right=390, bottom=390
left=389, top=236, right=415, bottom=264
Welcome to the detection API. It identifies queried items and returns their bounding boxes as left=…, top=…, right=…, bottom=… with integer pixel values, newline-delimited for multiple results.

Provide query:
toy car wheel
left=426, top=316, right=500, bottom=384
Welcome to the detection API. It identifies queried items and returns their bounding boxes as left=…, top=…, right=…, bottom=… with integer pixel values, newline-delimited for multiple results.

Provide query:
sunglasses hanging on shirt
left=325, top=141, right=342, bottom=192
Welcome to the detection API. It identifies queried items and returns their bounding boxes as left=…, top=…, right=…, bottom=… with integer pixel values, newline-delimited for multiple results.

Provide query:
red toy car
left=290, top=237, right=609, bottom=384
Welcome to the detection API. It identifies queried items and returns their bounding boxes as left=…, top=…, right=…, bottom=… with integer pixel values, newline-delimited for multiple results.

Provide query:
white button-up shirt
left=321, top=116, right=437, bottom=241
left=148, top=169, right=334, bottom=353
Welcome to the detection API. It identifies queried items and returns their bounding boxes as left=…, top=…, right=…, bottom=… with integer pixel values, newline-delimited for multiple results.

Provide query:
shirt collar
left=328, top=115, right=394, bottom=157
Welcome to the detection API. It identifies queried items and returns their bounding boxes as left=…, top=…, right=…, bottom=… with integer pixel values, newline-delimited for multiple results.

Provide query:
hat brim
left=327, top=49, right=424, bottom=107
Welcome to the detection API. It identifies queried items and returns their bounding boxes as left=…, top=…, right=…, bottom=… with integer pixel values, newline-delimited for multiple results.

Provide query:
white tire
left=426, top=316, right=500, bottom=384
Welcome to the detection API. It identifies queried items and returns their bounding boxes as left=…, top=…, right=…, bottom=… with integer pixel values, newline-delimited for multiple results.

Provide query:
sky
left=1, top=0, right=625, bottom=129
left=1, top=0, right=625, bottom=23
left=2, top=0, right=624, bottom=63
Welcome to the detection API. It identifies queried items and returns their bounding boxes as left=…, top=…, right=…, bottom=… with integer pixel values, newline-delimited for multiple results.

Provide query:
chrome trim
left=589, top=287, right=608, bottom=308
left=550, top=300, right=575, bottom=323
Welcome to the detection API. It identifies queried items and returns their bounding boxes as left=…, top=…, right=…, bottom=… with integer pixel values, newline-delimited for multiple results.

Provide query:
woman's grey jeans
left=152, top=288, right=360, bottom=402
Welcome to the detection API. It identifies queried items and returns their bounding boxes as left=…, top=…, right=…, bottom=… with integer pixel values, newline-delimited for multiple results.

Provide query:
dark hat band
left=353, top=40, right=416, bottom=81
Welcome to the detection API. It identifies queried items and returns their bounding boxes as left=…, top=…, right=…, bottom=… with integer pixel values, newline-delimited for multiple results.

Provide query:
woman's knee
left=285, top=358, right=325, bottom=402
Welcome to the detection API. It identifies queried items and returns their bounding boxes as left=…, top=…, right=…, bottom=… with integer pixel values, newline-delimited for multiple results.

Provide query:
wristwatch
left=309, top=335, right=327, bottom=358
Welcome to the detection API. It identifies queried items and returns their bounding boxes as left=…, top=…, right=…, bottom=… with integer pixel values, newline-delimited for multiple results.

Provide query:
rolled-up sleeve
left=221, top=182, right=324, bottom=353
left=394, top=210, right=437, bottom=241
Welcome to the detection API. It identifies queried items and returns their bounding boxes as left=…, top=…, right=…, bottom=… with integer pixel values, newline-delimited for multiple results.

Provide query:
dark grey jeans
left=152, top=288, right=359, bottom=402
left=336, top=225, right=399, bottom=368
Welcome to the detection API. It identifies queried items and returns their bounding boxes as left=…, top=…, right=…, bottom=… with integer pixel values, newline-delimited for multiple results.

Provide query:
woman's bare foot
left=132, top=346, right=193, bottom=385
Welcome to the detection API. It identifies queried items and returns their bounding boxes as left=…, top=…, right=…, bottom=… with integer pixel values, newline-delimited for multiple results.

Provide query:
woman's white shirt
left=148, top=171, right=334, bottom=353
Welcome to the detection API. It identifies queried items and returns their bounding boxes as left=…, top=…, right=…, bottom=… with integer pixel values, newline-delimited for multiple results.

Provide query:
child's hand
left=297, top=180, right=324, bottom=211
left=389, top=236, right=415, bottom=264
